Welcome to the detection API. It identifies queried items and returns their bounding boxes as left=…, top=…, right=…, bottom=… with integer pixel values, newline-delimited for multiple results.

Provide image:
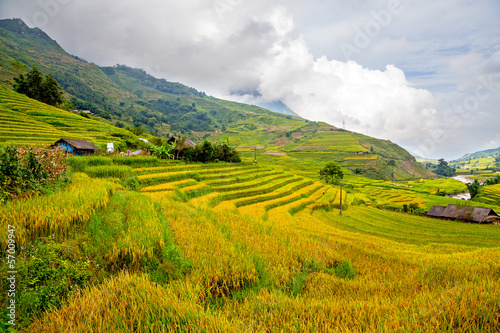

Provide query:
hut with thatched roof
left=167, top=136, right=195, bottom=148
left=427, top=204, right=499, bottom=224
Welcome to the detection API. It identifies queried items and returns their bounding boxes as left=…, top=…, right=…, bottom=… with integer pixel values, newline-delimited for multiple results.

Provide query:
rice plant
left=84, top=165, right=133, bottom=178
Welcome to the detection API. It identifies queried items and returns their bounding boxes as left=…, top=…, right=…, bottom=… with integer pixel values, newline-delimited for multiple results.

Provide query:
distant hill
left=0, top=18, right=434, bottom=180
left=455, top=147, right=500, bottom=161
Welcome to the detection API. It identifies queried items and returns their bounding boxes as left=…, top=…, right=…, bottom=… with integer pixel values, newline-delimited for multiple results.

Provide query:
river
left=449, top=175, right=472, bottom=200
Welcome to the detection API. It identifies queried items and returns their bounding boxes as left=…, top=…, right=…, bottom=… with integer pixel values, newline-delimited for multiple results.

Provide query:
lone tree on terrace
left=319, top=161, right=344, bottom=185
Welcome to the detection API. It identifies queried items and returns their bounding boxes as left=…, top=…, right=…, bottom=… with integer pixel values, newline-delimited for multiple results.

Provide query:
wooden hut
left=51, top=138, right=100, bottom=156
left=427, top=204, right=499, bottom=224
left=426, top=205, right=446, bottom=218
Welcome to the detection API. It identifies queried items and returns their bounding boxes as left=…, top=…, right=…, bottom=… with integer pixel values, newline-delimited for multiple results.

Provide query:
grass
left=84, top=165, right=133, bottom=178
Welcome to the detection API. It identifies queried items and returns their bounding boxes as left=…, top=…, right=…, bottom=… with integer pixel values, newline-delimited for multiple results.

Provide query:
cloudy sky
left=1, top=0, right=499, bottom=159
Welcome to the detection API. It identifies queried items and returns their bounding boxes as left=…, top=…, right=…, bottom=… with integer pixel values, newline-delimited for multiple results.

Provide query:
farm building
left=427, top=204, right=500, bottom=224
left=167, top=136, right=196, bottom=148
left=51, top=138, right=100, bottom=156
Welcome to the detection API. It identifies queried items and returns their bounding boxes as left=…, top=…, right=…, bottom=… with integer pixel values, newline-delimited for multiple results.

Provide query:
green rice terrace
left=0, top=85, right=138, bottom=149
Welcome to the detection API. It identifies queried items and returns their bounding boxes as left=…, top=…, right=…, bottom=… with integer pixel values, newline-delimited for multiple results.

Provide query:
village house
left=70, top=109, right=98, bottom=116
left=167, top=136, right=196, bottom=148
left=51, top=138, right=100, bottom=156
left=427, top=204, right=500, bottom=224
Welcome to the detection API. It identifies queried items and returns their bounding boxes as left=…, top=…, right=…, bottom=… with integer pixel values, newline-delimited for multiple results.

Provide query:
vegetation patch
left=84, top=165, right=133, bottom=178
left=0, top=145, right=69, bottom=202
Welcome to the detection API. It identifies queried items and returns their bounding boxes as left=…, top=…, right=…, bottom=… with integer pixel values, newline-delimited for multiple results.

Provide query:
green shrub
left=0, top=237, right=100, bottom=327
left=121, top=175, right=140, bottom=191
left=190, top=172, right=202, bottom=182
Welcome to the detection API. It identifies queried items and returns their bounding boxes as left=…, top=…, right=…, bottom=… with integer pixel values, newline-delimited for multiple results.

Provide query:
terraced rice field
left=476, top=184, right=500, bottom=206
left=287, top=131, right=366, bottom=152
left=0, top=85, right=134, bottom=147
left=137, top=163, right=327, bottom=219
left=4, top=159, right=500, bottom=332
left=134, top=163, right=492, bottom=220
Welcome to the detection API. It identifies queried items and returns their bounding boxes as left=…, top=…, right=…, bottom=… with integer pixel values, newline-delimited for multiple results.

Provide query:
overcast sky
left=1, top=0, right=499, bottom=159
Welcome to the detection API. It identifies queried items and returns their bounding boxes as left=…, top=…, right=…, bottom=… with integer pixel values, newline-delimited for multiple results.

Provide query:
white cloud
left=235, top=8, right=439, bottom=146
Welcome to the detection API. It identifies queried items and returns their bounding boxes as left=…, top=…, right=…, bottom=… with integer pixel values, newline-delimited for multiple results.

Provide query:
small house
left=167, top=136, right=196, bottom=149
left=51, top=138, right=100, bottom=156
left=427, top=204, right=499, bottom=224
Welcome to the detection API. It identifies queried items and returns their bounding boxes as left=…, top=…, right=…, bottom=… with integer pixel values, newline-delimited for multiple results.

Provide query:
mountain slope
left=0, top=85, right=139, bottom=149
left=455, top=147, right=500, bottom=161
left=0, top=18, right=433, bottom=179
left=0, top=19, right=283, bottom=136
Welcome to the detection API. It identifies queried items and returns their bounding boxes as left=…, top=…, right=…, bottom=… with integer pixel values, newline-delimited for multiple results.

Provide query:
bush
left=335, top=258, right=356, bottom=279
left=190, top=172, right=202, bottom=182
left=0, top=237, right=99, bottom=327
left=121, top=176, right=140, bottom=191
left=0, top=146, right=67, bottom=202
left=177, top=140, right=241, bottom=163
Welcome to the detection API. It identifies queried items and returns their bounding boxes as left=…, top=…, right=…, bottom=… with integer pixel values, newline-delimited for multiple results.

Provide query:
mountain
left=455, top=147, right=500, bottom=161
left=257, top=100, right=299, bottom=117
left=228, top=89, right=299, bottom=116
left=0, top=18, right=433, bottom=180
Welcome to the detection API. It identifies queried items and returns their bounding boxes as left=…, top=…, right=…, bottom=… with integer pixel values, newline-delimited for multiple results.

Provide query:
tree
left=172, top=136, right=189, bottom=160
left=40, top=74, right=63, bottom=106
left=198, top=140, right=214, bottom=163
left=434, top=158, right=455, bottom=177
left=147, top=144, right=173, bottom=160
left=12, top=66, right=64, bottom=106
left=467, top=179, right=481, bottom=199
left=319, top=162, right=344, bottom=184
left=387, top=159, right=396, bottom=179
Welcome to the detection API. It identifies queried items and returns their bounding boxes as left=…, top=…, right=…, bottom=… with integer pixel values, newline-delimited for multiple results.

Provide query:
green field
left=2, top=158, right=499, bottom=332
left=475, top=183, right=500, bottom=206
left=452, top=157, right=498, bottom=171
left=0, top=85, right=138, bottom=149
